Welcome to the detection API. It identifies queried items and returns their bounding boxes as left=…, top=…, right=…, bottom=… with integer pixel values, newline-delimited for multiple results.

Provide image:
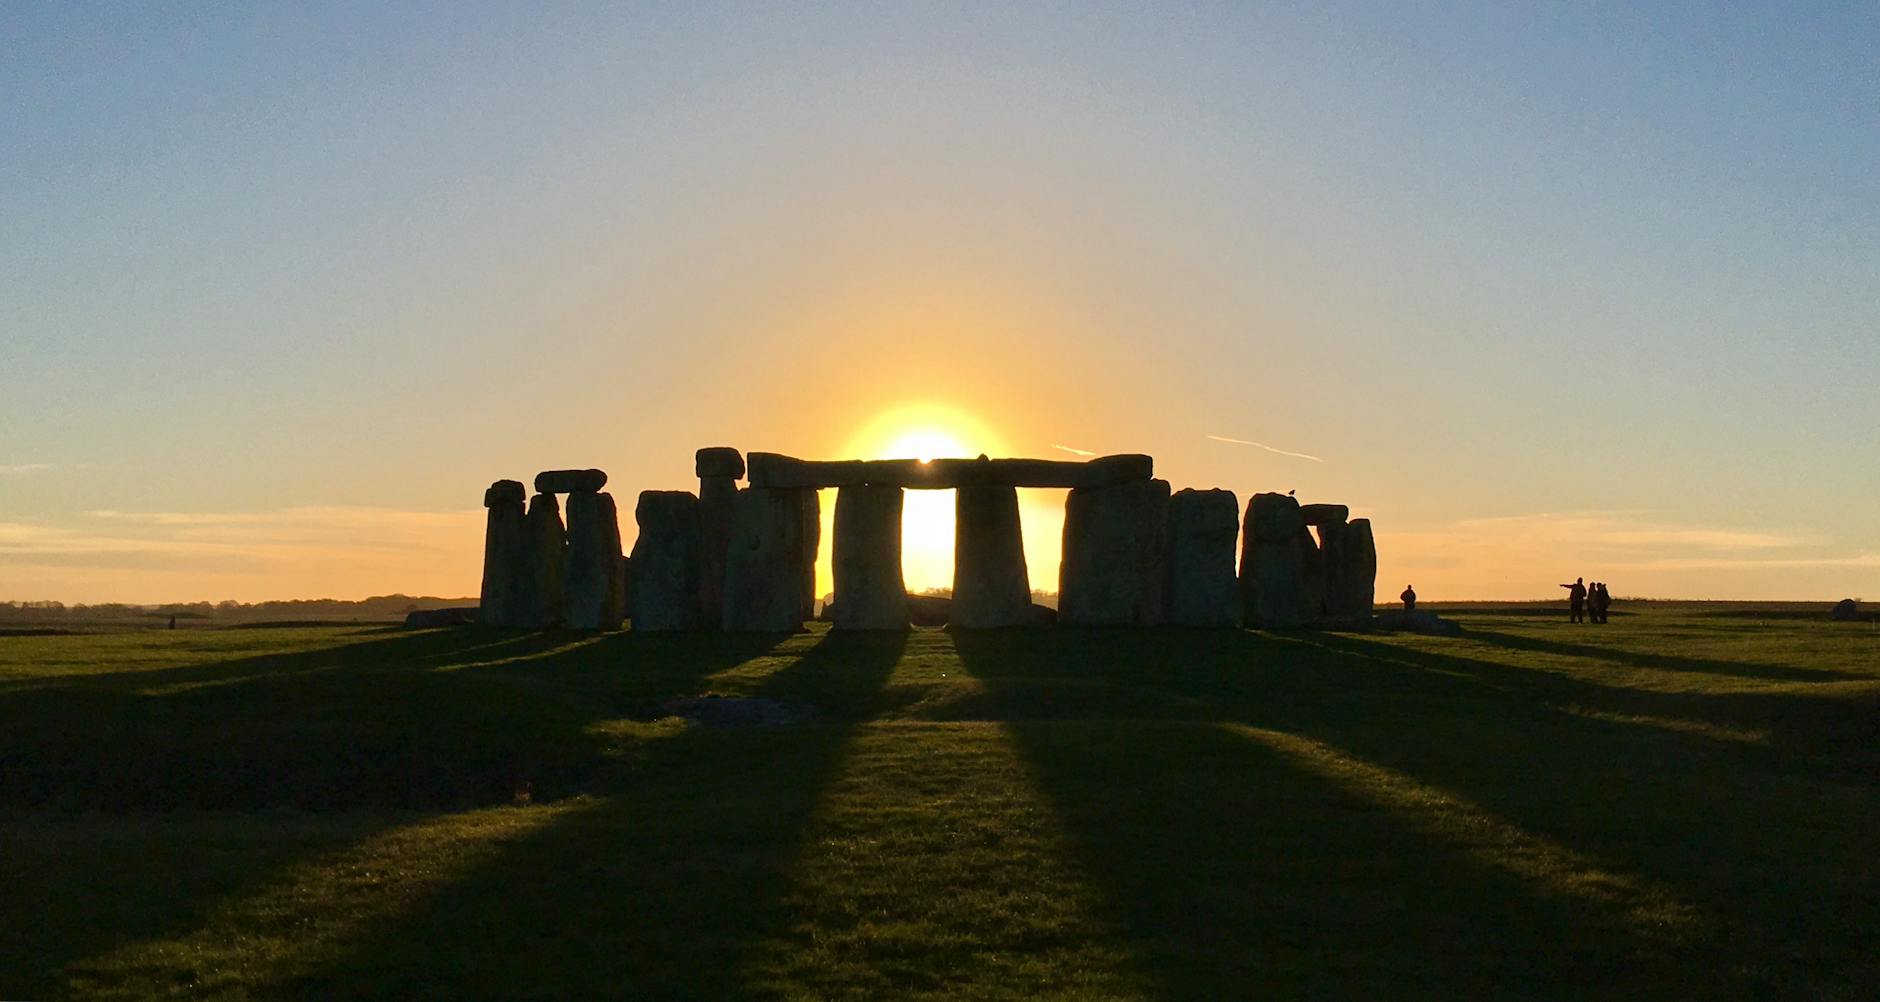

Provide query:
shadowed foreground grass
left=1, top=611, right=1875, bottom=999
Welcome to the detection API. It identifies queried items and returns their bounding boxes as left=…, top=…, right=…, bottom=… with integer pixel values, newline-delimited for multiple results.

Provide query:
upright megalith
left=695, top=447, right=744, bottom=630
left=952, top=484, right=1031, bottom=628
left=1320, top=517, right=1377, bottom=621
left=535, top=469, right=608, bottom=494
left=832, top=485, right=907, bottom=630
left=1059, top=479, right=1170, bottom=626
left=1239, top=492, right=1315, bottom=628
left=723, top=487, right=812, bottom=632
left=799, top=490, right=821, bottom=623
left=1165, top=488, right=1240, bottom=628
left=564, top=491, right=626, bottom=630
left=517, top=493, right=567, bottom=629
left=631, top=491, right=701, bottom=632
left=479, top=480, right=527, bottom=628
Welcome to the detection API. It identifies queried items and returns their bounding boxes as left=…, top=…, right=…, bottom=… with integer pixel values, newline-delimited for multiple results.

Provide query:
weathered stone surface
left=630, top=491, right=700, bottom=632
left=1319, top=517, right=1377, bottom=620
left=952, top=485, right=1032, bottom=628
left=1238, top=492, right=1312, bottom=628
left=747, top=453, right=1153, bottom=490
left=1059, top=479, right=1170, bottom=626
left=516, top=493, right=566, bottom=629
left=1299, top=503, right=1349, bottom=526
left=696, top=447, right=746, bottom=479
left=722, top=487, right=812, bottom=632
left=833, top=486, right=907, bottom=630
left=479, top=493, right=526, bottom=628
left=696, top=477, right=738, bottom=629
left=1165, top=488, right=1240, bottom=628
left=1376, top=609, right=1462, bottom=636
left=564, top=491, right=626, bottom=630
left=800, top=490, right=821, bottom=623
left=484, top=479, right=525, bottom=508
left=907, top=593, right=951, bottom=627
left=534, top=468, right=608, bottom=494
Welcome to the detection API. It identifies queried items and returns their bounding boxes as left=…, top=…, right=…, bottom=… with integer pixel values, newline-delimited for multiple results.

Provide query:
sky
left=2, top=2, right=1876, bottom=603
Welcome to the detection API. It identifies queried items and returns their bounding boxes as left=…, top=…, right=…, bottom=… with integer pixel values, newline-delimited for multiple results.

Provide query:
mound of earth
left=662, top=695, right=821, bottom=728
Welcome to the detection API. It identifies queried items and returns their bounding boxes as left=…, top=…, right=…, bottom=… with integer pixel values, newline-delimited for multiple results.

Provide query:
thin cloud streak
left=0, top=463, right=54, bottom=475
left=1049, top=443, right=1096, bottom=457
left=1205, top=435, right=1324, bottom=463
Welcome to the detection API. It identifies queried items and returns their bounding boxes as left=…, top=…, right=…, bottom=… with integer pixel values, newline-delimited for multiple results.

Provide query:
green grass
left=2, top=611, right=1876, bottom=999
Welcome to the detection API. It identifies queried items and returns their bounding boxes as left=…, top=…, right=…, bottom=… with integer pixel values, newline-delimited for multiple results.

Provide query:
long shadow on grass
left=1459, top=626, right=1866, bottom=683
left=949, top=628, right=1880, bottom=997
left=2, top=627, right=798, bottom=996
left=274, top=630, right=907, bottom=999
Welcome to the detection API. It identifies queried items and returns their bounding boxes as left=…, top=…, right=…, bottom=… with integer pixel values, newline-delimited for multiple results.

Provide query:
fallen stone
left=1239, top=492, right=1311, bottom=628
left=1320, top=518, right=1377, bottom=619
left=1059, top=479, right=1170, bottom=626
left=833, top=485, right=908, bottom=630
left=404, top=607, right=479, bottom=628
left=484, top=480, right=525, bottom=508
left=696, top=447, right=746, bottom=479
left=952, top=484, right=1032, bottom=628
left=534, top=468, right=608, bottom=494
left=1299, top=503, right=1349, bottom=526
left=723, top=487, right=812, bottom=632
left=479, top=491, right=526, bottom=628
left=564, top=491, right=626, bottom=630
left=516, top=493, right=567, bottom=629
left=1831, top=598, right=1861, bottom=621
left=630, top=491, right=700, bottom=632
left=662, top=695, right=821, bottom=728
left=1165, top=488, right=1240, bottom=627
left=907, top=593, right=952, bottom=627
left=1375, top=609, right=1462, bottom=636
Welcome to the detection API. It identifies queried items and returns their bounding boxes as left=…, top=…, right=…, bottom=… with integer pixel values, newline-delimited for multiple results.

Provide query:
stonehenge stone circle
left=564, top=491, right=626, bottom=630
left=479, top=484, right=527, bottom=628
left=832, top=485, right=908, bottom=630
left=1319, top=517, right=1378, bottom=620
left=473, top=450, right=1379, bottom=636
left=535, top=468, right=608, bottom=495
left=630, top=490, right=701, bottom=632
left=1165, top=488, right=1241, bottom=628
left=1059, top=478, right=1170, bottom=626
left=723, top=487, right=813, bottom=632
left=951, top=484, right=1032, bottom=628
left=1239, top=492, right=1314, bottom=628
left=517, top=493, right=567, bottom=629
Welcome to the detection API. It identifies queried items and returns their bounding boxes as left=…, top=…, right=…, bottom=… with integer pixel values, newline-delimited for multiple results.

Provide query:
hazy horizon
left=4, top=4, right=1875, bottom=604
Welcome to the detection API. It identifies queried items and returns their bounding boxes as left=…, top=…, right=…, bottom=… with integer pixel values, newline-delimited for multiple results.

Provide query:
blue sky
left=2, top=2, right=1875, bottom=600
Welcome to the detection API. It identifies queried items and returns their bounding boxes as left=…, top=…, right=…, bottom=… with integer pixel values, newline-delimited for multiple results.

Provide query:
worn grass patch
left=2, top=611, right=1876, bottom=998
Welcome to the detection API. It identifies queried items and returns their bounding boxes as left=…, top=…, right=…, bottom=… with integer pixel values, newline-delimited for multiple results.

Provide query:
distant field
left=2, top=609, right=1875, bottom=999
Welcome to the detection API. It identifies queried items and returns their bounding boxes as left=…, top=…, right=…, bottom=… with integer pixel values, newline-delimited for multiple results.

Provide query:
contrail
left=1205, top=435, right=1324, bottom=463
left=1049, top=443, right=1096, bottom=457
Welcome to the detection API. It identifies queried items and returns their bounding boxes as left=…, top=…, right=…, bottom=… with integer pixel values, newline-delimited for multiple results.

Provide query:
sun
left=820, top=404, right=1010, bottom=595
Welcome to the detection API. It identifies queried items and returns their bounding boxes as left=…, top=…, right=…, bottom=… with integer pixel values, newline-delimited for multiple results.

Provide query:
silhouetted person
left=1593, top=583, right=1612, bottom=623
left=1400, top=585, right=1417, bottom=612
left=1560, top=577, right=1587, bottom=623
left=168, top=615, right=176, bottom=630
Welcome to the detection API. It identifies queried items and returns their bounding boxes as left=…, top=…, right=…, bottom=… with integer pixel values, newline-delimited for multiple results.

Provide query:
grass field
left=2, top=609, right=1875, bottom=999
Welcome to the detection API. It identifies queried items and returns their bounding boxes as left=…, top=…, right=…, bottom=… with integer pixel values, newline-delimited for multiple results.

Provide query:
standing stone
left=1165, top=488, right=1240, bottom=628
left=723, top=487, right=812, bottom=632
left=832, top=485, right=907, bottom=630
left=952, top=485, right=1031, bottom=628
left=1059, top=479, right=1170, bottom=626
left=696, top=474, right=738, bottom=630
left=1320, top=517, right=1377, bottom=621
left=799, top=489, right=822, bottom=622
left=1298, top=525, right=1327, bottom=618
left=1239, top=493, right=1313, bottom=628
left=631, top=491, right=700, bottom=632
left=479, top=482, right=527, bottom=628
left=516, top=493, right=566, bottom=630
left=564, top=491, right=626, bottom=630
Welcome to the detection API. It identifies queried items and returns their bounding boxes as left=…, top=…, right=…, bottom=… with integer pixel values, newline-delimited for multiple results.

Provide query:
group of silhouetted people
left=1560, top=577, right=1612, bottom=623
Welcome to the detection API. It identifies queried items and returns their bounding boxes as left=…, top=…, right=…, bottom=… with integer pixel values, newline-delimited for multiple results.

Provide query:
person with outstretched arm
left=1560, top=577, right=1587, bottom=623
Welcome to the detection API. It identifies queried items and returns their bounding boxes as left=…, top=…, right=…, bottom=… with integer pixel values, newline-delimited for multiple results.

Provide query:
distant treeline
left=0, top=595, right=476, bottom=625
